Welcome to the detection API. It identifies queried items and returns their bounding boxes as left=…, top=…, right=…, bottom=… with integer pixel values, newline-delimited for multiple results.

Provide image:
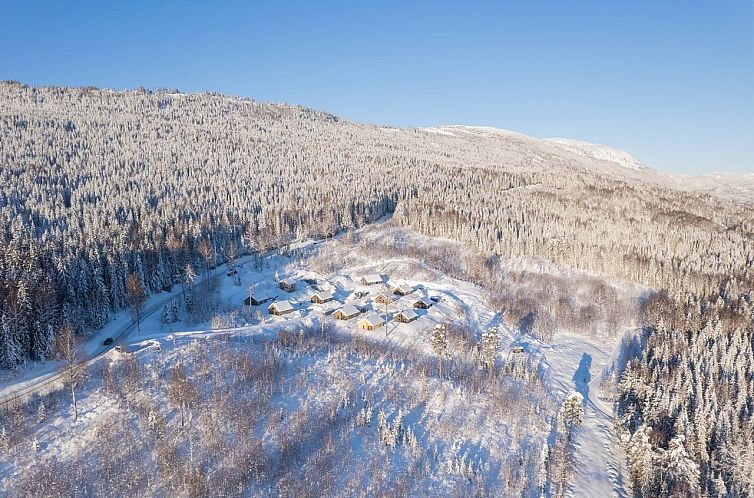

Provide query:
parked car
left=103, top=337, right=114, bottom=346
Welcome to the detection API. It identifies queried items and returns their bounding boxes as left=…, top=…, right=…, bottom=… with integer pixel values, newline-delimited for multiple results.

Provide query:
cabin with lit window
left=358, top=314, right=386, bottom=331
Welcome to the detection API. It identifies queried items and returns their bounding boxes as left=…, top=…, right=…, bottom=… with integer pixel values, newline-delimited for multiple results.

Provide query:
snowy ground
left=0, top=227, right=632, bottom=497
left=536, top=334, right=629, bottom=497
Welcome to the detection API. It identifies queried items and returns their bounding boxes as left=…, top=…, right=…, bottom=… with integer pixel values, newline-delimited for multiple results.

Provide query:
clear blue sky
left=1, top=1, right=752, bottom=174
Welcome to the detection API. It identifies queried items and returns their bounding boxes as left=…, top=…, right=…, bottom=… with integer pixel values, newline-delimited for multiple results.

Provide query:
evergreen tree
left=430, top=324, right=449, bottom=379
left=560, top=392, right=583, bottom=441
left=481, top=326, right=501, bottom=380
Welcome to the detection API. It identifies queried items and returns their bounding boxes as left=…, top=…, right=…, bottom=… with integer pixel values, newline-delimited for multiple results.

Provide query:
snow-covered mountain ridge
left=417, top=124, right=751, bottom=203
left=544, top=137, right=648, bottom=171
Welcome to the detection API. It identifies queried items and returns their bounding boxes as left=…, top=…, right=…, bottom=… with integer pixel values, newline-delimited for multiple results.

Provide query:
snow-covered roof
left=337, top=304, right=361, bottom=317
left=360, top=314, right=385, bottom=327
left=360, top=274, right=382, bottom=284
left=396, top=309, right=418, bottom=321
left=414, top=297, right=433, bottom=307
left=250, top=289, right=274, bottom=300
left=311, top=290, right=333, bottom=301
left=268, top=300, right=294, bottom=312
left=393, top=284, right=413, bottom=294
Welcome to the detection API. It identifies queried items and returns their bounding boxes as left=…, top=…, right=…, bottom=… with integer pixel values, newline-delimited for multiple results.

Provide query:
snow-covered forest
left=1, top=82, right=752, bottom=496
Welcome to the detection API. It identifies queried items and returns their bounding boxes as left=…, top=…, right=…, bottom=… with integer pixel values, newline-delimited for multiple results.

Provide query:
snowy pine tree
left=663, top=435, right=701, bottom=497
left=37, top=401, right=47, bottom=424
left=161, top=304, right=171, bottom=325
left=481, top=326, right=501, bottom=379
left=0, top=314, right=22, bottom=369
left=430, top=324, right=449, bottom=379
left=560, top=392, right=583, bottom=441
left=170, top=299, right=180, bottom=323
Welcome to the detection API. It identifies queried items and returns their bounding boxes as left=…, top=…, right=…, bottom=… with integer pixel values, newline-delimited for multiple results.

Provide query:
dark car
left=103, top=337, right=114, bottom=346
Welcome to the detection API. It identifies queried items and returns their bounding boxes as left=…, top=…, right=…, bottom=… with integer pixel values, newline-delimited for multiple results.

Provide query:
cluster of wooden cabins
left=246, top=272, right=434, bottom=331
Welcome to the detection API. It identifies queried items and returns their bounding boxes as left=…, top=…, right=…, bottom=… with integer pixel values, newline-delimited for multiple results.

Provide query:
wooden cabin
left=511, top=346, right=525, bottom=354
left=268, top=300, right=294, bottom=316
left=394, top=309, right=418, bottom=323
left=360, top=274, right=382, bottom=286
left=333, top=304, right=361, bottom=320
left=244, top=294, right=272, bottom=306
left=393, top=284, right=413, bottom=296
left=358, top=314, right=386, bottom=331
left=310, top=290, right=334, bottom=304
left=279, top=280, right=296, bottom=293
left=374, top=292, right=391, bottom=305
left=413, top=298, right=433, bottom=309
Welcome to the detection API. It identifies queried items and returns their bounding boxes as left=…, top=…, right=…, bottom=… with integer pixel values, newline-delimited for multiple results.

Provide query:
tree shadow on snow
left=518, top=311, right=535, bottom=336
left=572, top=352, right=592, bottom=404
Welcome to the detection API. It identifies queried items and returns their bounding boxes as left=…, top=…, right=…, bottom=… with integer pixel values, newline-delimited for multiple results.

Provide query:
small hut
left=413, top=298, right=433, bottom=310
left=374, top=292, right=391, bottom=305
left=394, top=309, right=418, bottom=323
left=244, top=294, right=272, bottom=306
left=279, top=280, right=296, bottom=293
left=333, top=304, right=361, bottom=320
left=360, top=274, right=382, bottom=286
left=268, top=300, right=294, bottom=316
left=393, top=284, right=413, bottom=296
left=310, top=290, right=334, bottom=304
left=358, top=314, right=386, bottom=331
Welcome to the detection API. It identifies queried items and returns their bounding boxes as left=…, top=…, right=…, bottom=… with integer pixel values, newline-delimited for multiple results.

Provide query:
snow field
left=1, top=228, right=633, bottom=497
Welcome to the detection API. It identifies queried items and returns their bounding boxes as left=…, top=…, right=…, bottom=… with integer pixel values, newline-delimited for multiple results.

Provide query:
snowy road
left=0, top=254, right=260, bottom=409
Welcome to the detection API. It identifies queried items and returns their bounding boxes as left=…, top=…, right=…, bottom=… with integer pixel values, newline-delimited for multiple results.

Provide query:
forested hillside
left=0, top=82, right=752, bottom=495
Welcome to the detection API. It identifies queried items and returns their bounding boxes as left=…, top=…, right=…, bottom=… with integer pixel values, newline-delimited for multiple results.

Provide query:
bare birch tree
left=56, top=323, right=86, bottom=421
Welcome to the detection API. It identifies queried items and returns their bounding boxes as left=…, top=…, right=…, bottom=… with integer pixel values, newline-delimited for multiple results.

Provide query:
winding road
left=0, top=253, right=262, bottom=409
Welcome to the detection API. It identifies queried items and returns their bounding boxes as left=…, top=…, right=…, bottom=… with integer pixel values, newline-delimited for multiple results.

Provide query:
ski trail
left=536, top=334, right=628, bottom=498
left=570, top=392, right=627, bottom=498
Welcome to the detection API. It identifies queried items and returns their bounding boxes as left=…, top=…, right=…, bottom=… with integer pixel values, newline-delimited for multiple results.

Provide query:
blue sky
left=1, top=1, right=752, bottom=174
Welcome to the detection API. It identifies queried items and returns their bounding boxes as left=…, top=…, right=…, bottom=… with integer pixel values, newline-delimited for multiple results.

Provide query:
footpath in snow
left=535, top=334, right=628, bottom=497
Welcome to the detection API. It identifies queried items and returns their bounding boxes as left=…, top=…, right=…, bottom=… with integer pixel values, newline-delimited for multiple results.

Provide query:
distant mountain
left=419, top=125, right=752, bottom=204
left=668, top=171, right=754, bottom=205
left=544, top=137, right=648, bottom=172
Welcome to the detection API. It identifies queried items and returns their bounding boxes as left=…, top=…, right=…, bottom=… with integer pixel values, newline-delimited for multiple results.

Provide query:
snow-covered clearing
left=1, top=227, right=633, bottom=497
left=536, top=334, right=629, bottom=497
